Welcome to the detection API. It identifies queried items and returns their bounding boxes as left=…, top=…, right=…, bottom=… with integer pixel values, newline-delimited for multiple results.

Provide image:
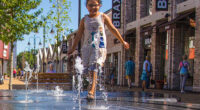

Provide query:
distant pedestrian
left=125, top=57, right=135, bottom=88
left=178, top=55, right=190, bottom=93
left=13, top=69, right=17, bottom=78
left=17, top=68, right=21, bottom=79
left=109, top=63, right=115, bottom=87
left=141, top=56, right=152, bottom=91
left=20, top=70, right=24, bottom=79
left=47, top=63, right=56, bottom=73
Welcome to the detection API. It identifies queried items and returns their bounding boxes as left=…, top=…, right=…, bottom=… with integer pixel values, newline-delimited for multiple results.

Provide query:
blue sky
left=17, top=0, right=112, bottom=55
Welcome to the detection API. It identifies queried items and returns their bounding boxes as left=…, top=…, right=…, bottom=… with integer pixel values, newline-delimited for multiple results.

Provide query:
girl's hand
left=123, top=41, right=130, bottom=49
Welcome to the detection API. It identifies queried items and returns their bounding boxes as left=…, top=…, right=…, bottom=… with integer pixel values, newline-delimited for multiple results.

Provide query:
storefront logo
left=112, top=0, right=121, bottom=28
left=156, top=0, right=168, bottom=11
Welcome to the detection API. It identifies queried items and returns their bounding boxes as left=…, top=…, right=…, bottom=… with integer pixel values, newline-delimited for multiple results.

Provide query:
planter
left=156, top=80, right=164, bottom=89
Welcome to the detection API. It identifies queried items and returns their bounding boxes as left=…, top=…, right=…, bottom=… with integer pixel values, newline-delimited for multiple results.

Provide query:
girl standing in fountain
left=68, top=0, right=129, bottom=100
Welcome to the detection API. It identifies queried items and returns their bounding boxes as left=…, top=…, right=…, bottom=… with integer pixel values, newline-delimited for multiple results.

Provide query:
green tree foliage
left=17, top=49, right=37, bottom=70
left=49, top=0, right=71, bottom=43
left=48, top=0, right=71, bottom=72
left=0, top=0, right=42, bottom=90
left=0, top=0, right=43, bottom=42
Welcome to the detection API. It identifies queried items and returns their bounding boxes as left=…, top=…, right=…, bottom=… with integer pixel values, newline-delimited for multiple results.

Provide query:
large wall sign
left=112, top=0, right=121, bottom=28
left=156, top=0, right=168, bottom=11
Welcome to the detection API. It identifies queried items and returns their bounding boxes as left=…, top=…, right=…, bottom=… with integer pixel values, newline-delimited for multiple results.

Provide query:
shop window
left=125, top=32, right=136, bottom=60
left=144, top=35, right=151, bottom=59
left=140, top=0, right=152, bottom=18
left=144, top=36, right=152, bottom=49
left=184, top=35, right=195, bottom=86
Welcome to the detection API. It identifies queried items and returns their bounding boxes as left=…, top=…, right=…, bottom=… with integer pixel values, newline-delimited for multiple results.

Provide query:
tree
left=0, top=0, right=42, bottom=90
left=48, top=0, right=71, bottom=72
left=17, top=50, right=37, bottom=70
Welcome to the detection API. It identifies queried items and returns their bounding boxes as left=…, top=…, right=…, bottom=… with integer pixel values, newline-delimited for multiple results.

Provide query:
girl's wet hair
left=86, top=0, right=102, bottom=5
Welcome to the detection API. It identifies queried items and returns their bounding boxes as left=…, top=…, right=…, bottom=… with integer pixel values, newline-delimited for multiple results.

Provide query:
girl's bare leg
left=88, top=71, right=97, bottom=99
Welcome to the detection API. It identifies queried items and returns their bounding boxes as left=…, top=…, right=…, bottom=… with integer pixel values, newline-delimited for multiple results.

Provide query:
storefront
left=158, top=11, right=195, bottom=89
left=104, top=52, right=121, bottom=85
left=141, top=26, right=152, bottom=61
left=125, top=30, right=136, bottom=83
left=125, top=31, right=136, bottom=60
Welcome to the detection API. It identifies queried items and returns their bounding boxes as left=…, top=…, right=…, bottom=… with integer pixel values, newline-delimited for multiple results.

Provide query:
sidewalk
left=105, top=85, right=200, bottom=104
left=0, top=77, right=25, bottom=90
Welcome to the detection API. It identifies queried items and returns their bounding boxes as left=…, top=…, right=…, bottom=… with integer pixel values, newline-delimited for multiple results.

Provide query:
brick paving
left=0, top=77, right=24, bottom=90
left=105, top=85, right=200, bottom=104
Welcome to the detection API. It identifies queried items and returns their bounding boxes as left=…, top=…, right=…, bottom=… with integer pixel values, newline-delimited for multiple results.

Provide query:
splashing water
left=74, top=57, right=84, bottom=110
left=98, top=66, right=108, bottom=101
left=24, top=62, right=33, bottom=91
left=75, top=56, right=84, bottom=98
left=22, top=62, right=34, bottom=103
left=47, top=86, right=65, bottom=97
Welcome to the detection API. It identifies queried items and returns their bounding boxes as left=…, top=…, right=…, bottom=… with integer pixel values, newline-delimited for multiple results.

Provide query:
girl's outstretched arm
left=67, top=18, right=85, bottom=55
left=103, top=14, right=129, bottom=49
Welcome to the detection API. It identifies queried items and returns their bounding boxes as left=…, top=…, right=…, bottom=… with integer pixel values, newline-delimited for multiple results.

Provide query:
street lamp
left=42, top=17, right=54, bottom=73
left=27, top=34, right=42, bottom=71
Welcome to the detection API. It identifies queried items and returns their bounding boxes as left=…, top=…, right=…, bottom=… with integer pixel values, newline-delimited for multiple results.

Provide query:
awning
left=158, top=11, right=194, bottom=32
left=140, top=21, right=167, bottom=36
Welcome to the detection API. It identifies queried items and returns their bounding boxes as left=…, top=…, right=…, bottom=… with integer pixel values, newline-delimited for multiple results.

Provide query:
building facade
left=0, top=41, right=10, bottom=78
left=126, top=0, right=200, bottom=91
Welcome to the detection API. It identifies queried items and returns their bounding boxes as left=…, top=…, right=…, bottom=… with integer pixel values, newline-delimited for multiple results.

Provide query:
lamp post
left=78, top=0, right=81, bottom=55
left=42, top=17, right=54, bottom=73
left=27, top=34, right=42, bottom=71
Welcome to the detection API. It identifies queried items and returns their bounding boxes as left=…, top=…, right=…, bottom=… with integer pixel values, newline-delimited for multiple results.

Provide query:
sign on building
left=62, top=41, right=68, bottom=54
left=112, top=0, right=121, bottom=28
left=156, top=0, right=168, bottom=11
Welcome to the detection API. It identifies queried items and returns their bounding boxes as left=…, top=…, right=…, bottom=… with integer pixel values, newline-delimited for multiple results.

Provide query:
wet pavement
left=0, top=89, right=199, bottom=110
left=1, top=77, right=200, bottom=109
left=105, top=85, right=200, bottom=104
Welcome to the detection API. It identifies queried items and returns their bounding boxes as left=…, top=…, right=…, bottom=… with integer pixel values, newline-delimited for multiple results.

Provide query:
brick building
left=126, top=0, right=200, bottom=91
left=0, top=41, right=10, bottom=78
left=62, top=0, right=200, bottom=92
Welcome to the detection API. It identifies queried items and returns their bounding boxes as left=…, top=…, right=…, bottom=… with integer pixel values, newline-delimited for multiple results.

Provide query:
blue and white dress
left=81, top=13, right=107, bottom=72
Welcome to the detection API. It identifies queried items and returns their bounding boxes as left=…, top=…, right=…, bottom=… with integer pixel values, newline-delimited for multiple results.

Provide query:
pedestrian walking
left=125, top=57, right=135, bottom=88
left=13, top=69, right=17, bottom=78
left=141, top=56, right=152, bottom=91
left=178, top=55, right=190, bottom=93
left=20, top=70, right=24, bottom=79
left=17, top=68, right=21, bottom=79
left=67, top=0, right=129, bottom=100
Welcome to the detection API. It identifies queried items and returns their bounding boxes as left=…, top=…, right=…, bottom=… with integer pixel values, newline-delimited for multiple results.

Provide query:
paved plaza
left=0, top=78, right=200, bottom=109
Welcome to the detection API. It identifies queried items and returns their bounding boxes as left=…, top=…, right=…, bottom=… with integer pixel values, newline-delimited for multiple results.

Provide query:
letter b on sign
left=156, top=0, right=168, bottom=11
